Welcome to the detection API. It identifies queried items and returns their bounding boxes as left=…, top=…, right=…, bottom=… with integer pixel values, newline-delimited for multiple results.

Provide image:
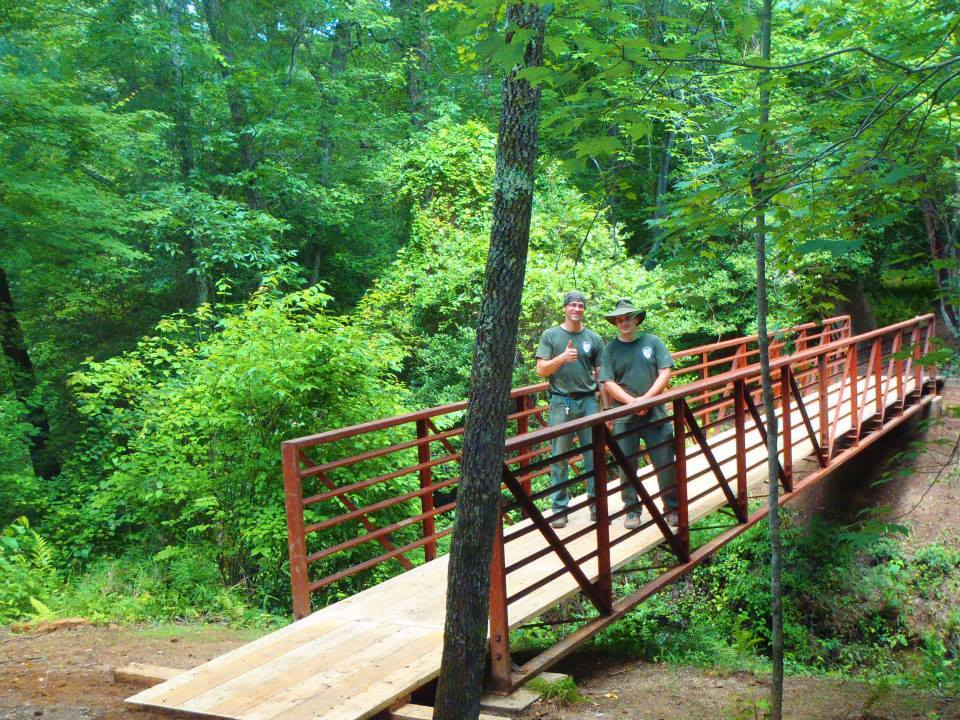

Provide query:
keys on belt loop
left=564, top=397, right=571, bottom=417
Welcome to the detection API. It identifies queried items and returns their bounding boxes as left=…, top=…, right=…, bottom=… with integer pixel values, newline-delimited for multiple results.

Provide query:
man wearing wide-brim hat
left=598, top=299, right=678, bottom=529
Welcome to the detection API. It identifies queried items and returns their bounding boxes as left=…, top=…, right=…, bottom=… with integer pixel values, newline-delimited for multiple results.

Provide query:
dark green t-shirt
left=535, top=325, right=604, bottom=395
left=598, top=333, right=674, bottom=403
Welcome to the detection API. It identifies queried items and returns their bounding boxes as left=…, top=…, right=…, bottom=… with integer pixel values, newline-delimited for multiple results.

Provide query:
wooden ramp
left=127, top=365, right=927, bottom=720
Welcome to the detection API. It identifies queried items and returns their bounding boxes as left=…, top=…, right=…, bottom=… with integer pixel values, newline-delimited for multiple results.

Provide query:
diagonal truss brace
left=741, top=389, right=789, bottom=490
left=499, top=465, right=611, bottom=614
left=787, top=371, right=828, bottom=468
left=680, top=399, right=748, bottom=523
left=604, top=434, right=688, bottom=561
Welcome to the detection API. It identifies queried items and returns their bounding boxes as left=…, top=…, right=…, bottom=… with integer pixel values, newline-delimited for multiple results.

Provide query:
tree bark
left=834, top=279, right=877, bottom=334
left=921, top=198, right=959, bottom=337
left=433, top=5, right=546, bottom=719
left=0, top=267, right=61, bottom=480
left=644, top=128, right=675, bottom=269
left=202, top=0, right=261, bottom=209
left=750, top=1, right=784, bottom=718
left=393, top=0, right=431, bottom=128
left=160, top=0, right=195, bottom=182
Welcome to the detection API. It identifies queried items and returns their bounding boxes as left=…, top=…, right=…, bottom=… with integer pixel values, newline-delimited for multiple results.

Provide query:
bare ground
left=2, top=386, right=958, bottom=720
left=521, top=653, right=960, bottom=719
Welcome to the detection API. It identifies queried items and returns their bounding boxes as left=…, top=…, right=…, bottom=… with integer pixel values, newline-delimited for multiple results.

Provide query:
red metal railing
left=486, top=314, right=936, bottom=691
left=280, top=316, right=851, bottom=618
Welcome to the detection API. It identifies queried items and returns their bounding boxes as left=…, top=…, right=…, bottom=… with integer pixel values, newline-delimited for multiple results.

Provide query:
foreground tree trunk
left=433, top=5, right=546, bottom=719
left=0, top=267, right=60, bottom=480
left=750, top=1, right=784, bottom=718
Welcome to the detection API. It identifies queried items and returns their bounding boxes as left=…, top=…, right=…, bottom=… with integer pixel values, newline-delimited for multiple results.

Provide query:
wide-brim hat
left=604, top=298, right=646, bottom=325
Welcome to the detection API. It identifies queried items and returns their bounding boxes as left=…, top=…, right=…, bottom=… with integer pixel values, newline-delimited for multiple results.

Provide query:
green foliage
left=47, top=553, right=275, bottom=626
left=526, top=675, right=583, bottom=706
left=50, top=285, right=408, bottom=610
left=0, top=0, right=957, bottom=633
left=0, top=517, right=58, bottom=623
left=916, top=611, right=960, bottom=695
left=0, top=394, right=43, bottom=522
left=140, top=186, right=293, bottom=299
left=556, top=511, right=960, bottom=691
left=362, top=118, right=790, bottom=406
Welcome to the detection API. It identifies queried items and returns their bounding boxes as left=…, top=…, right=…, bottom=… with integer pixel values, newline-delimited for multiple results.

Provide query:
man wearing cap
left=598, top=299, right=677, bottom=530
left=535, top=291, right=605, bottom=528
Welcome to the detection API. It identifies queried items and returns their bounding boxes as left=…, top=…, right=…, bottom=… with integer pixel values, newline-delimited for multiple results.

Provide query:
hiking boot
left=550, top=514, right=568, bottom=529
left=624, top=513, right=642, bottom=530
left=665, top=511, right=680, bottom=527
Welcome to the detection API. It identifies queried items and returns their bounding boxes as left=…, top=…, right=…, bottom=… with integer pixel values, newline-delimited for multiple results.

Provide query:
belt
left=551, top=390, right=596, bottom=399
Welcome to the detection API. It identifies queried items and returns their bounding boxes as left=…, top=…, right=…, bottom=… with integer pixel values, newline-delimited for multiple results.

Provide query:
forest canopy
left=1, top=0, right=957, bottom=631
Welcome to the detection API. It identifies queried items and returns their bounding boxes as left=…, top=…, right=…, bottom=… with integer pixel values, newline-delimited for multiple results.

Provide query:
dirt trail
left=527, top=653, right=959, bottom=720
left=0, top=624, right=256, bottom=720
left=2, top=385, right=958, bottom=720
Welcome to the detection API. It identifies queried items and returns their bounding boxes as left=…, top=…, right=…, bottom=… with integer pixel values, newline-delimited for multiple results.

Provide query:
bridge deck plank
left=127, top=375, right=913, bottom=720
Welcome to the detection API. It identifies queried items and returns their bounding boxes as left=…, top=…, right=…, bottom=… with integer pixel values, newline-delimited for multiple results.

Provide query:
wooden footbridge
left=129, top=314, right=941, bottom=720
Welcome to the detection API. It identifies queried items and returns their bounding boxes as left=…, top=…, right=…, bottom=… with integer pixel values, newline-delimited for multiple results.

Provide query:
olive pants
left=612, top=411, right=677, bottom=515
left=548, top=395, right=600, bottom=513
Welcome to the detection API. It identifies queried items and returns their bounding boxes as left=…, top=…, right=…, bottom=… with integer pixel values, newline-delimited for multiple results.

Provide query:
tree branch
left=642, top=47, right=960, bottom=75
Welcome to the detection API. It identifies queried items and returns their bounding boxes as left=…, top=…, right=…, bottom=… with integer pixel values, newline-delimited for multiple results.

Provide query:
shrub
left=0, top=517, right=58, bottom=623
left=49, top=284, right=410, bottom=611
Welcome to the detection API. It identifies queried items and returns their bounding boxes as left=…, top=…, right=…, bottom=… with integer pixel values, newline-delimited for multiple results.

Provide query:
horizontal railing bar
left=676, top=316, right=847, bottom=358
left=612, top=563, right=675, bottom=574
left=307, top=526, right=455, bottom=591
left=302, top=455, right=461, bottom=507
left=507, top=546, right=603, bottom=605
left=305, top=483, right=456, bottom=535
left=284, top=316, right=853, bottom=451
left=505, top=527, right=596, bottom=574
left=300, top=427, right=463, bottom=478
left=306, top=500, right=458, bottom=563
left=504, top=315, right=933, bottom=449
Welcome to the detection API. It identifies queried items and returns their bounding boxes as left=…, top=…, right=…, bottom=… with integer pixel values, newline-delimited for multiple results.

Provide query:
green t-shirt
left=535, top=325, right=604, bottom=395
left=598, top=333, right=674, bottom=403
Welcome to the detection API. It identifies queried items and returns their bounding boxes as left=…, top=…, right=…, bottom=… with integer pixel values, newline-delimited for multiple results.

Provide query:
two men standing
left=535, top=293, right=677, bottom=530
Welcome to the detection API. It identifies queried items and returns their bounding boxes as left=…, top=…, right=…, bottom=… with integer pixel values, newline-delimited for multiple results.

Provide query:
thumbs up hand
left=561, top=340, right=579, bottom=363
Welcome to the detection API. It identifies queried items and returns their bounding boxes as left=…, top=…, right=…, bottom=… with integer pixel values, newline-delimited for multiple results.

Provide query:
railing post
left=873, top=337, right=883, bottom=422
left=817, top=353, right=829, bottom=455
left=849, top=344, right=859, bottom=445
left=797, top=328, right=810, bottom=388
left=282, top=443, right=311, bottom=620
left=903, top=325, right=920, bottom=400
left=779, top=366, right=793, bottom=491
left=592, top=421, right=612, bottom=613
left=911, top=324, right=922, bottom=398
left=515, top=395, right=532, bottom=498
left=672, top=399, right=690, bottom=561
left=734, top=380, right=748, bottom=519
left=415, top=419, right=436, bottom=562
left=925, top=318, right=937, bottom=388
left=771, top=340, right=781, bottom=401
left=488, top=507, right=511, bottom=694
left=895, top=330, right=905, bottom=414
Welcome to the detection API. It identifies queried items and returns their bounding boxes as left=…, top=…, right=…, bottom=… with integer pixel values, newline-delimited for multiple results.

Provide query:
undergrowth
left=0, top=519, right=279, bottom=627
left=511, top=510, right=960, bottom=693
